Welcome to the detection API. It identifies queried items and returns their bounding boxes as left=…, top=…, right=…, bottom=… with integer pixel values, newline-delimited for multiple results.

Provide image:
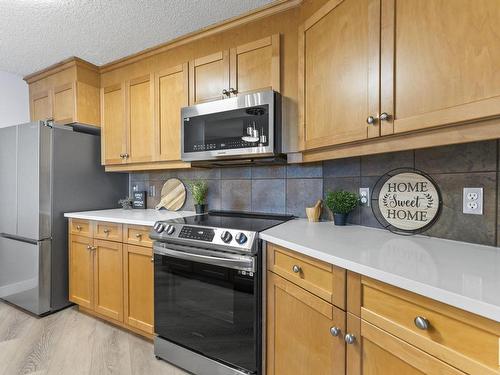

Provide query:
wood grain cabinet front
left=267, top=272, right=346, bottom=375
left=93, top=222, right=123, bottom=242
left=68, top=234, right=94, bottom=309
left=26, top=57, right=100, bottom=127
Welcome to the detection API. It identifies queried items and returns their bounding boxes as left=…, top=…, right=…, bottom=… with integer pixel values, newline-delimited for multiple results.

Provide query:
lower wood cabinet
left=68, top=219, right=153, bottom=338
left=267, top=272, right=345, bottom=375
left=123, top=244, right=154, bottom=334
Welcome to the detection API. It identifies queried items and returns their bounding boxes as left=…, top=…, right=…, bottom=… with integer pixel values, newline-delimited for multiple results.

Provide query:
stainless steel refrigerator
left=0, top=121, right=127, bottom=315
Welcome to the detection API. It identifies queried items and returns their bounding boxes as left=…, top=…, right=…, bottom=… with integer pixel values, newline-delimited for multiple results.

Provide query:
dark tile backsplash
left=130, top=140, right=500, bottom=247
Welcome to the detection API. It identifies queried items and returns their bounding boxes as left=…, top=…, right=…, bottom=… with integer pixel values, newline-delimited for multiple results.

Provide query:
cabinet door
left=229, top=34, right=280, bottom=96
left=299, top=0, right=380, bottom=150
left=267, top=272, right=345, bottom=375
left=68, top=235, right=93, bottom=309
left=127, top=74, right=154, bottom=163
left=346, top=315, right=465, bottom=375
left=123, top=245, right=153, bottom=334
left=381, top=0, right=500, bottom=135
left=101, top=83, right=126, bottom=165
left=30, top=90, right=52, bottom=121
left=155, top=64, right=188, bottom=161
left=53, top=82, right=75, bottom=124
left=189, top=51, right=230, bottom=104
left=93, top=239, right=124, bottom=322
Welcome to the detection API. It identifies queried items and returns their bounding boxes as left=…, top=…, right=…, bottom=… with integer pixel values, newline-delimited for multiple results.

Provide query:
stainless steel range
left=150, top=211, right=294, bottom=375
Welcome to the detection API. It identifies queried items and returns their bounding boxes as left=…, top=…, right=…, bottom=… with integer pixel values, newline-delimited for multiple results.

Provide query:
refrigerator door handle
left=0, top=233, right=40, bottom=245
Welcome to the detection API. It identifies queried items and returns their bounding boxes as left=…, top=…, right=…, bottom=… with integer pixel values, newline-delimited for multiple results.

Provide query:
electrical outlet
left=463, top=187, right=483, bottom=215
left=359, top=187, right=370, bottom=207
left=149, top=185, right=156, bottom=198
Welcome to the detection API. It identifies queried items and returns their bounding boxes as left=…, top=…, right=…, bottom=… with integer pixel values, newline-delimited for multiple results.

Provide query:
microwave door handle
left=153, top=246, right=254, bottom=272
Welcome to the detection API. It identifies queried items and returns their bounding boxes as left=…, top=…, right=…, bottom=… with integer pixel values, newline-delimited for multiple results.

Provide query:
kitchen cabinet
left=346, top=314, right=465, bottom=375
left=189, top=34, right=280, bottom=105
left=267, top=272, right=345, bottom=375
left=68, top=234, right=94, bottom=309
left=101, top=75, right=154, bottom=165
left=93, top=239, right=124, bottom=321
left=68, top=219, right=153, bottom=338
left=123, top=244, right=154, bottom=334
left=381, top=0, right=500, bottom=136
left=25, top=57, right=100, bottom=127
left=155, top=63, right=189, bottom=161
left=299, top=0, right=379, bottom=150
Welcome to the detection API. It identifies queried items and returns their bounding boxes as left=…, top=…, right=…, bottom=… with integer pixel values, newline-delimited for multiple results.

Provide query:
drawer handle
left=103, top=229, right=110, bottom=234
left=330, top=327, right=341, bottom=337
left=344, top=333, right=356, bottom=345
left=76, top=225, right=82, bottom=231
left=414, top=316, right=429, bottom=330
left=86, top=245, right=91, bottom=250
left=135, top=233, right=142, bottom=239
left=292, top=265, right=301, bottom=273
left=151, top=257, right=154, bottom=263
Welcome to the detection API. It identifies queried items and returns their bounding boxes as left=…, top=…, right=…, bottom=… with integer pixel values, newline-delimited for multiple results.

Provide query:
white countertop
left=261, top=219, right=500, bottom=323
left=64, top=208, right=196, bottom=226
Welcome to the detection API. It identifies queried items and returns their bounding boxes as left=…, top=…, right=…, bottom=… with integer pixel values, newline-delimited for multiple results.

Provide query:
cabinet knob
left=103, top=229, right=110, bottom=234
left=344, top=333, right=356, bottom=345
left=379, top=112, right=391, bottom=121
left=292, top=265, right=301, bottom=273
left=366, top=116, right=377, bottom=125
left=229, top=87, right=238, bottom=95
left=222, top=89, right=230, bottom=97
left=414, top=316, right=429, bottom=330
left=86, top=245, right=92, bottom=250
left=330, top=327, right=341, bottom=337
left=135, top=233, right=142, bottom=239
left=151, top=257, right=154, bottom=263
left=124, top=153, right=129, bottom=159
left=120, top=153, right=125, bottom=158
left=76, top=225, right=82, bottom=231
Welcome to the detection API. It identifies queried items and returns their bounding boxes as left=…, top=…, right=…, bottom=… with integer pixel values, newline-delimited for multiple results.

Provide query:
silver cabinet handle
left=330, top=327, right=341, bottom=337
left=103, top=229, right=110, bottom=234
left=414, top=316, right=429, bottom=330
left=124, top=153, right=129, bottom=159
left=229, top=87, right=238, bottom=95
left=344, top=333, right=356, bottom=345
left=222, top=89, right=230, bottom=97
left=366, top=116, right=377, bottom=125
left=76, top=225, right=82, bottom=231
left=379, top=112, right=391, bottom=121
left=151, top=257, right=154, bottom=263
left=86, top=245, right=92, bottom=250
left=292, top=265, right=301, bottom=273
left=135, top=233, right=142, bottom=239
left=120, top=153, right=125, bottom=158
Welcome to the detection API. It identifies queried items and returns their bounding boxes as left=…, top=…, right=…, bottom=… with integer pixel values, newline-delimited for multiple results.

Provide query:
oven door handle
left=153, top=245, right=255, bottom=272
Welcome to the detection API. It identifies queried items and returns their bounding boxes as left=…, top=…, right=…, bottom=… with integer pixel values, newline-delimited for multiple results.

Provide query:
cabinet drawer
left=361, top=277, right=500, bottom=375
left=124, top=225, right=153, bottom=247
left=267, top=244, right=345, bottom=309
left=93, top=221, right=123, bottom=242
left=69, top=219, right=92, bottom=237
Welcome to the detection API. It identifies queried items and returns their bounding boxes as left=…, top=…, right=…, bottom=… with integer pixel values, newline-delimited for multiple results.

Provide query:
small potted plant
left=187, top=179, right=209, bottom=214
left=325, top=190, right=359, bottom=226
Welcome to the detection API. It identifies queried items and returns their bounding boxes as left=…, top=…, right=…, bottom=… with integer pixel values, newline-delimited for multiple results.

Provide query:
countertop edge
left=260, top=232, right=500, bottom=323
left=64, top=212, right=155, bottom=226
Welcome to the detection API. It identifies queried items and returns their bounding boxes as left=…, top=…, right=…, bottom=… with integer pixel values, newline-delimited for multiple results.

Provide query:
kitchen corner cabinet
left=299, top=0, right=500, bottom=159
left=25, top=57, right=100, bottom=127
left=68, top=219, right=154, bottom=338
left=189, top=34, right=280, bottom=105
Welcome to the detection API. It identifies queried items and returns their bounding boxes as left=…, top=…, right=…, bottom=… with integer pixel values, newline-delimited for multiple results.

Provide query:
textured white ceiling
left=0, top=0, right=274, bottom=76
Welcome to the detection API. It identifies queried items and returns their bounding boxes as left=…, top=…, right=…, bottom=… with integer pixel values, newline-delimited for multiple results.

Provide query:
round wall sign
left=372, top=170, right=442, bottom=234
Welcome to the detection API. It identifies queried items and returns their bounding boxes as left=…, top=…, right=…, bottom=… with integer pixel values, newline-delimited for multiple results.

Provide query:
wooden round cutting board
left=155, top=178, right=186, bottom=211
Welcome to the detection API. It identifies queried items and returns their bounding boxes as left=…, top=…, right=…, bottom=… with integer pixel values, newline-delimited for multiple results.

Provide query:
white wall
left=0, top=71, right=29, bottom=127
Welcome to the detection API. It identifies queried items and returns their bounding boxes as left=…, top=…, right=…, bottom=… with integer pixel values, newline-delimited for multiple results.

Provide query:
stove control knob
left=235, top=232, right=248, bottom=245
left=221, top=231, right=233, bottom=243
left=154, top=223, right=166, bottom=233
left=166, top=225, right=175, bottom=235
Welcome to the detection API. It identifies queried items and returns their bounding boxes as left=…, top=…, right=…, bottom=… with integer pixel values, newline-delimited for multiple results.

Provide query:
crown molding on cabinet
left=23, top=57, right=99, bottom=84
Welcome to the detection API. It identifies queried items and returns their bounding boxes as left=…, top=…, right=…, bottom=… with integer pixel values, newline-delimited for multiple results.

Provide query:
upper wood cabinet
left=380, top=0, right=500, bottom=136
left=101, top=83, right=126, bottom=165
left=155, top=63, right=189, bottom=162
left=189, top=34, right=280, bottom=105
left=299, top=0, right=379, bottom=150
left=25, top=57, right=100, bottom=127
left=267, top=272, right=346, bottom=375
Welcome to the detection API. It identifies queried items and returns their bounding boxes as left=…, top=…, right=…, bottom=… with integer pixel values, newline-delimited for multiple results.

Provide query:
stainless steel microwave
left=181, top=90, right=281, bottom=164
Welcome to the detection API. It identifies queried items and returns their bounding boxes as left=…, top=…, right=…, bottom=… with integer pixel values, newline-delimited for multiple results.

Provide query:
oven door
left=154, top=243, right=259, bottom=374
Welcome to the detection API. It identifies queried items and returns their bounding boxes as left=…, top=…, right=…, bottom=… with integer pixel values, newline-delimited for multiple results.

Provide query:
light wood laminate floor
left=0, top=301, right=188, bottom=375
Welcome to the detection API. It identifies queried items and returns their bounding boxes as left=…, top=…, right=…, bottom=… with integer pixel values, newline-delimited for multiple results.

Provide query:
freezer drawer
left=0, top=236, right=51, bottom=315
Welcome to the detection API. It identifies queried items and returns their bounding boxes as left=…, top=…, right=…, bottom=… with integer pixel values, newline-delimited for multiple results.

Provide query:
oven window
left=183, top=104, right=270, bottom=153
left=154, top=254, right=257, bottom=373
